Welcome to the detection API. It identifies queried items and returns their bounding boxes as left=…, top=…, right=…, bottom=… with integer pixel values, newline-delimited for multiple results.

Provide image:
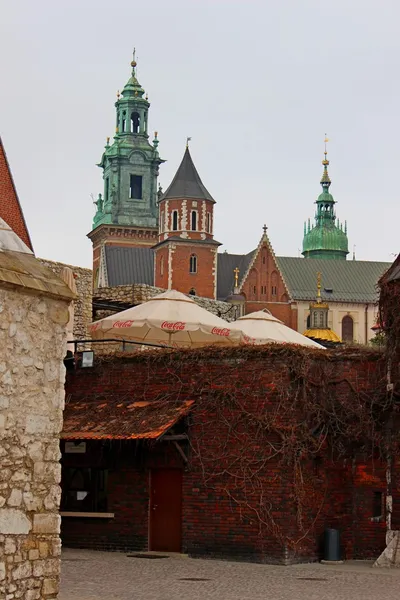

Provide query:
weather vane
left=186, top=136, right=192, bottom=148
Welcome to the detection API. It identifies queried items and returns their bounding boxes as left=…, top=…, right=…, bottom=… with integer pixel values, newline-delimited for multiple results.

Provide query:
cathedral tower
left=154, top=144, right=220, bottom=299
left=302, top=140, right=349, bottom=260
left=88, top=53, right=164, bottom=285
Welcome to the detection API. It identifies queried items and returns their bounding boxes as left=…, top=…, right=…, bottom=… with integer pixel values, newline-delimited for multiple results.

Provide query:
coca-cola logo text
left=211, top=327, right=230, bottom=337
left=161, top=321, right=186, bottom=331
left=113, top=320, right=134, bottom=328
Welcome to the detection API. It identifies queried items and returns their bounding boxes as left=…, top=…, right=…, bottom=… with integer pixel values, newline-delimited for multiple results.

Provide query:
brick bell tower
left=88, top=52, right=165, bottom=288
left=154, top=142, right=220, bottom=299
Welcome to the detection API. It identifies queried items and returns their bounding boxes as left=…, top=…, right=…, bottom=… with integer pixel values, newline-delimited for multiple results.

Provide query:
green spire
left=302, top=138, right=349, bottom=260
left=92, top=53, right=165, bottom=230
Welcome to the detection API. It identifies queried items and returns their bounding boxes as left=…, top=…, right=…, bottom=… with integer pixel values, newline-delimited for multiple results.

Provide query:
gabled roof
left=0, top=137, right=33, bottom=252
left=104, top=246, right=154, bottom=287
left=276, top=257, right=391, bottom=303
left=161, top=147, right=215, bottom=202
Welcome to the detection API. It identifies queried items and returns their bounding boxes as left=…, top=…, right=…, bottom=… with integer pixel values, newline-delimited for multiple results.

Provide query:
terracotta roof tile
left=62, top=397, right=194, bottom=440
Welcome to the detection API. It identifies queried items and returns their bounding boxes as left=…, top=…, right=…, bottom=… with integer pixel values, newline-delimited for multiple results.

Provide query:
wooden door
left=149, top=469, right=182, bottom=552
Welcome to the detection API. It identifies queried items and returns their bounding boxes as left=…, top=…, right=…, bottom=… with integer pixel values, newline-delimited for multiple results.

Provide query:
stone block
left=4, top=538, right=17, bottom=554
left=42, top=578, right=58, bottom=595
left=32, top=514, right=60, bottom=534
left=28, top=549, right=39, bottom=560
left=7, top=489, right=22, bottom=507
left=0, top=509, right=31, bottom=534
left=12, top=560, right=32, bottom=580
left=38, top=542, right=48, bottom=558
left=0, top=562, right=5, bottom=580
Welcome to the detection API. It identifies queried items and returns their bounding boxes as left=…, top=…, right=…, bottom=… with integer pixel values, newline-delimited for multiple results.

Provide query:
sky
left=1, top=0, right=399, bottom=267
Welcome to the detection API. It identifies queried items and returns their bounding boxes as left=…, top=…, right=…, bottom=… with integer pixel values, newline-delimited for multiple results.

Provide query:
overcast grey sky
left=1, top=0, right=398, bottom=267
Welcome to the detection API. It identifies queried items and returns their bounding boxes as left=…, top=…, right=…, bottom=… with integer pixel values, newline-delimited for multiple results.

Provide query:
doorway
left=149, top=469, right=182, bottom=552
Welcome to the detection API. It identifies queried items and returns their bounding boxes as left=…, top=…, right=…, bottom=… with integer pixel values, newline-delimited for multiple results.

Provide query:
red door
left=149, top=469, right=182, bottom=552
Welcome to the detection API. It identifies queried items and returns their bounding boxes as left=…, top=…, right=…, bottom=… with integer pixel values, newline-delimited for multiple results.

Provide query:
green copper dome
left=302, top=150, right=349, bottom=260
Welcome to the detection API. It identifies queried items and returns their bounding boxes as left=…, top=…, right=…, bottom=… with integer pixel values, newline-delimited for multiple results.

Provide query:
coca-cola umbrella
left=233, top=309, right=325, bottom=349
left=89, top=289, right=242, bottom=348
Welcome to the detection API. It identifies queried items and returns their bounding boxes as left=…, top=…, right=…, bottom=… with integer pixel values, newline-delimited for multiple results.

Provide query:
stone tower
left=154, top=144, right=220, bottom=299
left=302, top=143, right=349, bottom=260
left=88, top=53, right=164, bottom=285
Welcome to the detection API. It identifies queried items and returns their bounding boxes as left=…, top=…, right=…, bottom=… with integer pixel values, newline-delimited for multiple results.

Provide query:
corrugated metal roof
left=105, top=246, right=154, bottom=287
left=62, top=398, right=194, bottom=440
left=161, top=148, right=214, bottom=202
left=217, top=251, right=255, bottom=300
left=276, top=257, right=391, bottom=303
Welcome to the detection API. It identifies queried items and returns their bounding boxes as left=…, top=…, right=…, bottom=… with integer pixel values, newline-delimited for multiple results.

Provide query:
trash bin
left=324, top=528, right=341, bottom=561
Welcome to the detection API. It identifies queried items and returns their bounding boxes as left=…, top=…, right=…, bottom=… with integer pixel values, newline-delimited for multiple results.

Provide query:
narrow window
left=160, top=211, right=164, bottom=233
left=253, top=285, right=256, bottom=295
left=172, top=211, right=178, bottom=231
left=130, top=175, right=142, bottom=199
left=206, top=213, right=211, bottom=233
left=306, top=314, right=311, bottom=328
left=189, top=254, right=197, bottom=274
left=122, top=111, right=126, bottom=132
left=160, top=256, right=164, bottom=276
left=313, top=312, right=318, bottom=327
left=342, top=315, right=354, bottom=342
left=263, top=256, right=266, bottom=264
left=373, top=491, right=383, bottom=518
left=319, top=312, right=325, bottom=327
left=191, top=211, right=197, bottom=231
left=272, top=286, right=277, bottom=296
left=105, top=177, right=109, bottom=202
left=131, top=112, right=140, bottom=133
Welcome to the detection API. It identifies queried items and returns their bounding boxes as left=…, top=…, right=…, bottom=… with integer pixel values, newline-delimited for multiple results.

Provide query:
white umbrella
left=233, top=309, right=325, bottom=349
left=89, top=289, right=242, bottom=348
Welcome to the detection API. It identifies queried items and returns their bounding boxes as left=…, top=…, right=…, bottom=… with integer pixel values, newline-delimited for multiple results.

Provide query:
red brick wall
left=158, top=197, right=214, bottom=241
left=241, top=240, right=295, bottom=327
left=0, top=137, right=33, bottom=250
left=63, top=347, right=390, bottom=562
left=155, top=242, right=216, bottom=298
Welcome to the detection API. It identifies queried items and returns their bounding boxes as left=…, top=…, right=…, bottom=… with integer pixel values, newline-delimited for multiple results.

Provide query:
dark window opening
left=342, top=315, right=354, bottom=342
left=191, top=211, right=197, bottom=231
left=206, top=213, right=211, bottom=233
left=189, top=288, right=196, bottom=296
left=130, top=175, right=143, bottom=199
left=373, top=491, right=383, bottom=518
left=160, top=256, right=164, bottom=276
left=131, top=112, right=140, bottom=133
left=272, top=286, right=277, bottom=296
left=306, top=314, right=311, bottom=328
left=172, top=211, right=178, bottom=231
left=253, top=286, right=256, bottom=295
left=190, top=254, right=197, bottom=273
left=263, top=256, right=266, bottom=264
left=61, top=467, right=108, bottom=513
left=122, top=111, right=126, bottom=133
left=105, top=177, right=109, bottom=202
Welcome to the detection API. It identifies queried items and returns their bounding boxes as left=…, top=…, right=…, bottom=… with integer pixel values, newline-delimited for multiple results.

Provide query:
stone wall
left=95, top=284, right=236, bottom=321
left=0, top=288, right=69, bottom=599
left=38, top=259, right=92, bottom=340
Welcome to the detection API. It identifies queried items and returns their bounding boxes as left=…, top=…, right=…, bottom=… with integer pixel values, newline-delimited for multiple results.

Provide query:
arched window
left=342, top=315, right=354, bottom=342
left=131, top=112, right=140, bottom=133
left=160, top=256, right=164, bottom=276
left=191, top=211, right=197, bottom=231
left=189, top=254, right=197, bottom=273
left=172, top=211, right=178, bottom=231
left=189, top=288, right=196, bottom=296
left=122, top=111, right=126, bottom=132
left=306, top=314, right=311, bottom=328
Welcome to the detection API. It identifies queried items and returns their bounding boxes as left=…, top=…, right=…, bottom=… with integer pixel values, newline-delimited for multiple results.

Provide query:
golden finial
left=106, top=136, right=110, bottom=145
left=154, top=131, right=158, bottom=138
left=322, top=133, right=329, bottom=166
left=234, top=267, right=240, bottom=288
left=131, top=48, right=137, bottom=68
left=117, top=90, right=120, bottom=99
left=115, top=126, right=119, bottom=134
left=316, top=272, right=322, bottom=301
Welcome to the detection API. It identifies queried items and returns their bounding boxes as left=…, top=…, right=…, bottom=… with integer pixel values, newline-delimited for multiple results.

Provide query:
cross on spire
left=263, top=224, right=268, bottom=235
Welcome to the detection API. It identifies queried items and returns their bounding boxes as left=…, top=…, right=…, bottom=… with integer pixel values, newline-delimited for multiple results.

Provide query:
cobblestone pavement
left=60, top=549, right=400, bottom=600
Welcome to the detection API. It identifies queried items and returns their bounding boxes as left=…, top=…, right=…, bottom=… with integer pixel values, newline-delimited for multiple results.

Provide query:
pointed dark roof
left=161, top=148, right=215, bottom=202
